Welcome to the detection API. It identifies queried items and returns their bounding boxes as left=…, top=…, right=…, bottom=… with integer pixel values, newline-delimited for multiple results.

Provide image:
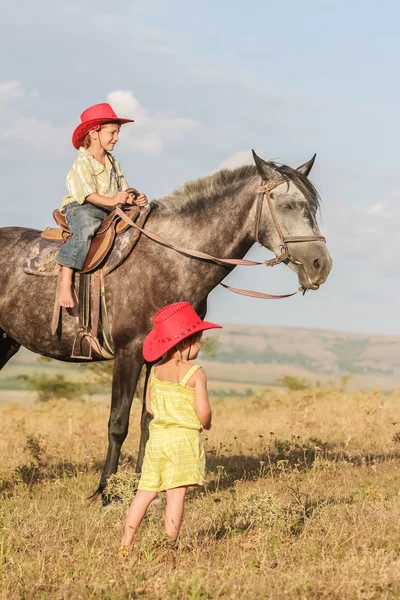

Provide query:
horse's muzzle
left=289, top=242, right=333, bottom=290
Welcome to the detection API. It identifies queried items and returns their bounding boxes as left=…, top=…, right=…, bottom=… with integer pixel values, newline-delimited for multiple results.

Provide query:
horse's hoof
left=149, top=496, right=164, bottom=518
left=100, top=502, right=121, bottom=513
left=101, top=493, right=123, bottom=509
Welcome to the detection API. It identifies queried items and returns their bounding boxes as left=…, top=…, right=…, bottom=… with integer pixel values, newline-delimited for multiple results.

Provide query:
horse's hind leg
left=0, top=329, right=21, bottom=370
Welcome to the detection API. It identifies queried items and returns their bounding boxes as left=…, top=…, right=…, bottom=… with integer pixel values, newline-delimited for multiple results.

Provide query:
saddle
left=23, top=191, right=152, bottom=360
left=41, top=188, right=141, bottom=273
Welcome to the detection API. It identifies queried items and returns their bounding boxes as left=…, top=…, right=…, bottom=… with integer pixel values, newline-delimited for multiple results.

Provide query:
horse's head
left=252, top=151, right=332, bottom=291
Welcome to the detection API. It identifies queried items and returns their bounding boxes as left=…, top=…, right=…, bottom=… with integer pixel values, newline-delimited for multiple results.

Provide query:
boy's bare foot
left=59, top=266, right=75, bottom=308
left=59, top=280, right=75, bottom=308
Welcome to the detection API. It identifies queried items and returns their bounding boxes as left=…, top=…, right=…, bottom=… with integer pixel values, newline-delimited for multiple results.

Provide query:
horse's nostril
left=314, top=258, right=321, bottom=270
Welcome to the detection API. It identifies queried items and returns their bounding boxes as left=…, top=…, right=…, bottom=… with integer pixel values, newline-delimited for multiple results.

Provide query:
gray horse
left=0, top=151, right=332, bottom=502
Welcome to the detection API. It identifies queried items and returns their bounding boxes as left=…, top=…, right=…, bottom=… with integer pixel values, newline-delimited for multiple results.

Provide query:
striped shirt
left=61, top=147, right=129, bottom=210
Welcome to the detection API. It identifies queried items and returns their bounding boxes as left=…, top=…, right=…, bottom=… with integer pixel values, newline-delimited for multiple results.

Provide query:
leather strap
left=51, top=272, right=62, bottom=336
left=256, top=181, right=326, bottom=251
left=254, top=178, right=286, bottom=243
left=220, top=283, right=301, bottom=300
left=91, top=270, right=101, bottom=339
left=114, top=177, right=326, bottom=300
left=115, top=207, right=266, bottom=267
left=115, top=207, right=303, bottom=299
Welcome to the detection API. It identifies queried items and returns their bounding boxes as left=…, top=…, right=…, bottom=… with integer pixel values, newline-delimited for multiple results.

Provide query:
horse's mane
left=151, top=162, right=320, bottom=213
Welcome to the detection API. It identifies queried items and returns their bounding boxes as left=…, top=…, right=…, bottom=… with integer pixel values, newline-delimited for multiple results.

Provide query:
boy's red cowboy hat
left=143, top=302, right=222, bottom=362
left=72, top=103, right=134, bottom=149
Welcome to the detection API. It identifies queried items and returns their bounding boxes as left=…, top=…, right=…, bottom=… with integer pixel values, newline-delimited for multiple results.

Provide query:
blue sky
left=1, top=0, right=400, bottom=334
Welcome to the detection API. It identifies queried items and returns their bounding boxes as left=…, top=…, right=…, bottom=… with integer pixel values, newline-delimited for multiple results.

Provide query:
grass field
left=1, top=386, right=400, bottom=599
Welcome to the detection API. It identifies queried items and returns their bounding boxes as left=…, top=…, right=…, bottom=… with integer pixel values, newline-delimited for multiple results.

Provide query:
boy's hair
left=82, top=122, right=121, bottom=149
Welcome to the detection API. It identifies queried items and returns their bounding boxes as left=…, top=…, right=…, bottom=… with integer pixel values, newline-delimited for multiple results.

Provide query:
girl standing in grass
left=121, top=302, right=221, bottom=549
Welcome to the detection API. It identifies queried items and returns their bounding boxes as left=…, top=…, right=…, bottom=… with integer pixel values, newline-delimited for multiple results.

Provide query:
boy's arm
left=86, top=191, right=129, bottom=208
left=194, top=368, right=212, bottom=429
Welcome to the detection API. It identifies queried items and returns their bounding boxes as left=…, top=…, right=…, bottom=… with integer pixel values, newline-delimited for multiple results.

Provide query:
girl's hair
left=82, top=122, right=121, bottom=149
left=167, top=332, right=202, bottom=365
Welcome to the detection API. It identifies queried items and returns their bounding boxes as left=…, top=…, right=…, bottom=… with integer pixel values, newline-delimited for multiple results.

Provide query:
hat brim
left=72, top=117, right=134, bottom=150
left=143, top=321, right=222, bottom=363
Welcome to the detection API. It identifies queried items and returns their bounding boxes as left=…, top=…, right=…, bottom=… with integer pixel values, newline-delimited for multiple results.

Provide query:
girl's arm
left=194, top=368, right=212, bottom=429
left=145, top=383, right=153, bottom=416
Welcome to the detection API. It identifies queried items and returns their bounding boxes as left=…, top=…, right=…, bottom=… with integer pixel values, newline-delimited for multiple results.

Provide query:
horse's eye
left=282, top=203, right=294, bottom=210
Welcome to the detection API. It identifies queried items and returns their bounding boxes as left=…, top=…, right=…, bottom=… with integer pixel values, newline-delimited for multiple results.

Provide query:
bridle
left=254, top=177, right=326, bottom=268
left=115, top=176, right=327, bottom=300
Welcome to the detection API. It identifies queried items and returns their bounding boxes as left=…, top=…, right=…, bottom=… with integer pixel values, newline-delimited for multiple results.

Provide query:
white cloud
left=366, top=202, right=385, bottom=215
left=218, top=150, right=254, bottom=170
left=0, top=80, right=40, bottom=112
left=324, top=190, right=400, bottom=275
left=0, top=83, right=199, bottom=158
left=3, top=117, right=71, bottom=156
left=107, top=89, right=200, bottom=156
left=0, top=80, right=69, bottom=156
left=136, top=28, right=176, bottom=56
left=0, top=80, right=24, bottom=110
left=0, top=80, right=23, bottom=99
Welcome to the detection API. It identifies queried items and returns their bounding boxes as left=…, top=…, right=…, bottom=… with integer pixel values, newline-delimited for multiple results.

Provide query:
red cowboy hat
left=72, top=103, right=134, bottom=149
left=143, top=302, right=222, bottom=362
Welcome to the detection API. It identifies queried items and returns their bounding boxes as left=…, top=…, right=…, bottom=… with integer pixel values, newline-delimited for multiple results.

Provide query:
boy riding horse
left=56, top=103, right=148, bottom=308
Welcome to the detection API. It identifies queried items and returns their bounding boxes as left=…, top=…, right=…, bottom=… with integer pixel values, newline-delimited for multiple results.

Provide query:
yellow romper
left=138, top=365, right=206, bottom=492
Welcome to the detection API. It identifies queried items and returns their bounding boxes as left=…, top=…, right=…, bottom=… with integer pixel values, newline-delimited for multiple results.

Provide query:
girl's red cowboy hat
left=72, top=103, right=134, bottom=150
left=143, top=302, right=222, bottom=362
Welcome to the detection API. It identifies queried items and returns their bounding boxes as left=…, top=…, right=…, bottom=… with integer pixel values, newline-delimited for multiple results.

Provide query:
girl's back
left=154, top=359, right=200, bottom=383
left=150, top=362, right=202, bottom=432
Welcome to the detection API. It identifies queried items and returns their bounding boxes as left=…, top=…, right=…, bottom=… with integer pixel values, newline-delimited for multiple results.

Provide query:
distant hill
left=201, top=324, right=400, bottom=390
left=2, top=324, right=400, bottom=398
left=206, top=324, right=399, bottom=376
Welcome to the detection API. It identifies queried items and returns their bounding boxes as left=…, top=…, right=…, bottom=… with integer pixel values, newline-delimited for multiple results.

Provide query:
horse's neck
left=149, top=178, right=258, bottom=259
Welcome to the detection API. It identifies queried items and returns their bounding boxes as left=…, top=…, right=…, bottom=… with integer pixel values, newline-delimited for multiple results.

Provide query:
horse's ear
left=296, top=154, right=316, bottom=177
left=252, top=150, right=280, bottom=181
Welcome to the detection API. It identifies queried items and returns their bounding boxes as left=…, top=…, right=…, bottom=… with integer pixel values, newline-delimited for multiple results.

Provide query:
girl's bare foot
left=118, top=545, right=131, bottom=557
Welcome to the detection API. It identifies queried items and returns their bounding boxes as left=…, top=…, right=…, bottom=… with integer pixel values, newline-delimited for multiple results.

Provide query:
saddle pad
left=22, top=205, right=151, bottom=277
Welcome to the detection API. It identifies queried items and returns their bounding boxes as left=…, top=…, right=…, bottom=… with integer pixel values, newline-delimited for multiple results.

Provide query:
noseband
left=254, top=178, right=326, bottom=268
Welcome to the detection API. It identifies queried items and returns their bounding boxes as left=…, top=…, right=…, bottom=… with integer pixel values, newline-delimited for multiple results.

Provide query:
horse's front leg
left=136, top=364, right=153, bottom=473
left=97, top=343, right=143, bottom=504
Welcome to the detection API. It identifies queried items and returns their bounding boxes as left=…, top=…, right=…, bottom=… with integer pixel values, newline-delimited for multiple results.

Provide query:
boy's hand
left=133, top=193, right=148, bottom=207
left=113, top=191, right=130, bottom=205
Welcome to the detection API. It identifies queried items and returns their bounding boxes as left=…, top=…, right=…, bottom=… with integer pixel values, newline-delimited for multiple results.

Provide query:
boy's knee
left=77, top=220, right=101, bottom=240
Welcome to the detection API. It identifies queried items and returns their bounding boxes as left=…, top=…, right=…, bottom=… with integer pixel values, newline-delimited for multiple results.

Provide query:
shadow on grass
left=195, top=491, right=356, bottom=543
left=2, top=433, right=400, bottom=500
left=0, top=434, right=108, bottom=497
left=204, top=436, right=400, bottom=492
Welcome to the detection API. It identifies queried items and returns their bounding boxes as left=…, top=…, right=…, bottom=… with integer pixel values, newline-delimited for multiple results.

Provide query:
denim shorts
left=56, top=202, right=111, bottom=270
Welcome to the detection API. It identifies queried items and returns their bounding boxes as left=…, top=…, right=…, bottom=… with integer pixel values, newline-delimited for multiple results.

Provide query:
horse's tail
left=87, top=484, right=104, bottom=502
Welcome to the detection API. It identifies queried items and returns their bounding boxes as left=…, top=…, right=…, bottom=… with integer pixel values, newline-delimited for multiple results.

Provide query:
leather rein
left=115, top=177, right=326, bottom=300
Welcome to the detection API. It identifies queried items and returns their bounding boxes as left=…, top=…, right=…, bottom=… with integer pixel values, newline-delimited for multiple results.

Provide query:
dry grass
left=1, top=388, right=400, bottom=599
